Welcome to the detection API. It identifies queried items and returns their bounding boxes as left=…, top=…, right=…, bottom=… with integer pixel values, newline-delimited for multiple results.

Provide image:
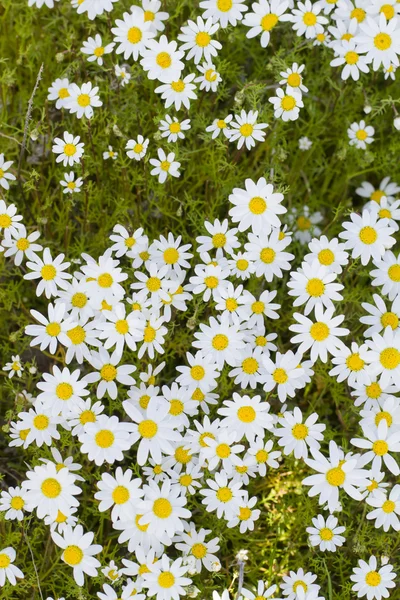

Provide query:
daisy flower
left=290, top=305, right=349, bottom=363
left=47, top=77, right=70, bottom=109
left=306, top=515, right=346, bottom=551
left=202, top=429, right=244, bottom=473
left=0, top=200, right=23, bottom=236
left=188, top=262, right=230, bottom=301
left=279, top=63, right=308, bottom=93
left=303, top=440, right=370, bottom=512
left=243, top=0, right=290, bottom=47
left=200, top=0, right=248, bottom=28
left=150, top=148, right=181, bottom=183
left=60, top=171, right=83, bottom=194
left=228, top=177, right=286, bottom=235
left=247, top=438, right=281, bottom=476
left=23, top=462, right=81, bottom=520
left=103, top=146, right=118, bottom=160
left=356, top=176, right=400, bottom=204
left=0, top=487, right=26, bottom=521
left=339, top=209, right=395, bottom=266
left=218, top=393, right=274, bottom=442
left=348, top=120, right=375, bottom=149
left=142, top=555, right=192, bottom=600
left=94, top=467, right=143, bottom=522
left=150, top=233, right=192, bottom=275
left=350, top=556, right=396, bottom=600
left=80, top=34, right=114, bottom=66
left=365, top=326, right=400, bottom=387
left=206, top=114, right=233, bottom=139
left=96, top=304, right=144, bottom=354
left=78, top=414, right=134, bottom=466
left=25, top=248, right=71, bottom=298
left=51, top=524, right=102, bottom=587
left=102, top=560, right=122, bottom=582
left=15, top=402, right=61, bottom=448
left=355, top=13, right=400, bottom=70
left=52, top=131, right=84, bottom=166
left=141, top=0, right=169, bottom=32
left=140, top=35, right=184, bottom=83
left=178, top=16, right=222, bottom=64
left=241, top=580, right=277, bottom=600
left=370, top=250, right=400, bottom=300
left=159, top=115, right=191, bottom=143
left=64, top=82, right=102, bottom=119
left=280, top=568, right=320, bottom=599
left=288, top=205, right=324, bottom=244
left=126, top=136, right=149, bottom=160
left=0, top=154, right=16, bottom=190
left=76, top=0, right=118, bottom=20
left=111, top=9, right=154, bottom=60
left=299, top=136, right=312, bottom=150
left=274, top=407, right=326, bottom=459
left=287, top=0, right=328, bottom=38
left=374, top=197, right=400, bottom=230
left=227, top=495, right=260, bottom=533
left=269, top=87, right=304, bottom=121
left=228, top=110, right=268, bottom=150
left=0, top=547, right=24, bottom=587
left=361, top=293, right=400, bottom=337
left=227, top=252, right=255, bottom=280
left=2, top=225, right=42, bottom=266
left=154, top=74, right=198, bottom=111
left=194, top=61, right=222, bottom=91
left=287, top=260, right=344, bottom=315
left=200, top=472, right=245, bottom=519
left=3, top=355, right=23, bottom=378
left=330, top=39, right=370, bottom=80
left=176, top=351, right=220, bottom=393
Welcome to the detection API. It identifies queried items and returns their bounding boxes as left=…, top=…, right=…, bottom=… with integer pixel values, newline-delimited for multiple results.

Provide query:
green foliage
left=1, top=0, right=400, bottom=598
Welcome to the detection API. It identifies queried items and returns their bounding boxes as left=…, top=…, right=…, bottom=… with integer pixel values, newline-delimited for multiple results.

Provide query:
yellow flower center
left=356, top=129, right=368, bottom=141
left=94, top=46, right=104, bottom=57
left=212, top=232, right=227, bottom=248
left=273, top=367, right=288, bottom=384
left=226, top=298, right=238, bottom=311
left=16, top=237, right=30, bottom=251
left=346, top=352, right=365, bottom=371
left=138, top=419, right=158, bottom=438
left=160, top=160, right=170, bottom=171
left=41, top=264, right=57, bottom=280
left=260, top=247, right=275, bottom=263
left=310, top=322, right=329, bottom=341
left=380, top=347, right=400, bottom=369
left=98, top=273, right=113, bottom=288
left=171, top=79, right=185, bottom=92
left=216, top=486, right=233, bottom=502
left=144, top=325, right=156, bottom=343
left=297, top=216, right=311, bottom=230
left=175, top=446, right=192, bottom=463
left=100, top=364, right=117, bottom=381
left=212, top=333, right=229, bottom=350
left=381, top=4, right=395, bottom=19
left=239, top=506, right=252, bottom=520
left=153, top=497, right=172, bottom=518
left=144, top=9, right=155, bottom=21
left=371, top=190, right=385, bottom=202
left=112, top=485, right=130, bottom=504
left=366, top=382, right=382, bottom=399
left=205, top=275, right=219, bottom=289
left=63, top=545, right=84, bottom=566
left=320, top=527, right=333, bottom=541
left=71, top=292, right=87, bottom=308
left=382, top=500, right=395, bottom=513
left=77, top=94, right=90, bottom=107
left=196, top=31, right=211, bottom=47
left=237, top=406, right=256, bottom=422
left=190, top=365, right=205, bottom=381
left=115, top=319, right=129, bottom=334
left=128, top=27, right=143, bottom=43
left=239, top=123, right=254, bottom=137
left=156, top=52, right=172, bottom=69
left=249, top=196, right=266, bottom=214
left=372, top=440, right=389, bottom=456
left=306, top=278, right=325, bottom=297
left=375, top=411, right=393, bottom=427
left=0, top=554, right=11, bottom=568
left=10, top=496, right=25, bottom=510
left=351, top=7, right=366, bottom=21
left=318, top=249, right=334, bottom=265
left=79, top=409, right=95, bottom=425
left=242, top=357, right=259, bottom=374
left=326, top=466, right=345, bottom=486
left=388, top=264, right=400, bottom=281
left=46, top=322, right=61, bottom=337
left=56, top=382, right=73, bottom=400
left=67, top=325, right=86, bottom=345
left=63, top=143, right=76, bottom=157
left=58, top=87, right=70, bottom=99
left=365, top=571, right=381, bottom=587
left=135, top=514, right=149, bottom=531
left=303, top=11, right=317, bottom=25
left=158, top=572, right=175, bottom=589
left=292, top=423, right=308, bottom=440
left=33, top=414, right=49, bottom=430
left=169, top=399, right=184, bottom=416
left=261, top=13, right=278, bottom=30
left=95, top=429, right=115, bottom=448
left=216, top=443, right=231, bottom=459
left=345, top=51, right=359, bottom=64
left=163, top=247, right=179, bottom=264
left=217, top=0, right=233, bottom=11
left=41, top=478, right=62, bottom=498
left=287, top=72, right=301, bottom=87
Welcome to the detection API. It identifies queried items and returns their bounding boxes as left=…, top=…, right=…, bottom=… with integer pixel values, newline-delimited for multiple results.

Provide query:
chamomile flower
left=51, top=524, right=102, bottom=587
left=142, top=555, right=192, bottom=600
left=350, top=555, right=396, bottom=600
left=200, top=0, right=248, bottom=28
left=178, top=17, right=222, bottom=64
left=196, top=218, right=240, bottom=255
left=138, top=316, right=168, bottom=359
left=263, top=351, right=305, bottom=401
left=25, top=248, right=71, bottom=298
left=214, top=281, right=245, bottom=319
left=85, top=348, right=136, bottom=399
left=3, top=355, right=23, bottom=378
left=64, top=82, right=102, bottom=119
left=274, top=407, right=326, bottom=459
left=304, top=235, right=349, bottom=274
left=159, top=115, right=191, bottom=143
left=366, top=484, right=400, bottom=531
left=287, top=260, right=344, bottom=315
left=243, top=0, right=290, bottom=47
left=356, top=176, right=400, bottom=204
left=81, top=34, right=114, bottom=66
left=103, top=146, right=118, bottom=160
left=2, top=225, right=42, bottom=266
left=373, top=197, right=400, bottom=230
left=206, top=114, right=233, bottom=138
left=303, top=440, right=370, bottom=512
left=0, top=154, right=16, bottom=191
left=195, top=61, right=222, bottom=91
left=15, top=402, right=61, bottom=448
left=365, top=327, right=400, bottom=387
left=299, top=136, right=313, bottom=150
left=155, top=74, right=198, bottom=111
left=0, top=201, right=23, bottom=236
left=329, top=342, right=373, bottom=386
left=26, top=303, right=73, bottom=354
left=241, top=580, right=277, bottom=600
left=370, top=250, right=400, bottom=300
left=339, top=210, right=395, bottom=266
left=280, top=568, right=320, bottom=599
left=76, top=0, right=118, bottom=20
left=23, top=462, right=81, bottom=520
left=47, top=78, right=71, bottom=109
left=115, top=64, right=131, bottom=85
left=0, top=487, right=26, bottom=521
left=227, top=495, right=260, bottom=533
left=52, top=131, right=84, bottom=166
left=351, top=420, right=400, bottom=475
left=193, top=314, right=246, bottom=368
left=101, top=561, right=122, bottom=582
left=348, top=119, right=375, bottom=150
left=306, top=514, right=346, bottom=551
left=126, top=136, right=149, bottom=160
left=150, top=148, right=181, bottom=183
left=218, top=393, right=274, bottom=442
left=228, top=110, right=268, bottom=150
left=200, top=472, right=245, bottom=519
left=290, top=305, right=349, bottom=363
left=229, top=177, right=286, bottom=235
left=96, top=304, right=144, bottom=354
left=141, top=35, right=185, bottom=83
left=176, top=351, right=220, bottom=392
left=245, top=230, right=294, bottom=281
left=111, top=9, right=154, bottom=60
left=188, top=262, right=230, bottom=301
left=60, top=171, right=83, bottom=194
left=355, top=13, right=400, bottom=70
left=360, top=396, right=400, bottom=433
left=288, top=206, right=324, bottom=244
left=280, top=63, right=308, bottom=93
left=175, top=526, right=220, bottom=573
left=141, top=0, right=169, bottom=32
left=287, top=0, right=328, bottom=38
left=247, top=437, right=281, bottom=475
left=78, top=414, right=134, bottom=466
left=330, top=39, right=370, bottom=80
left=269, top=87, right=304, bottom=121
left=0, top=547, right=24, bottom=587
left=95, top=467, right=143, bottom=522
